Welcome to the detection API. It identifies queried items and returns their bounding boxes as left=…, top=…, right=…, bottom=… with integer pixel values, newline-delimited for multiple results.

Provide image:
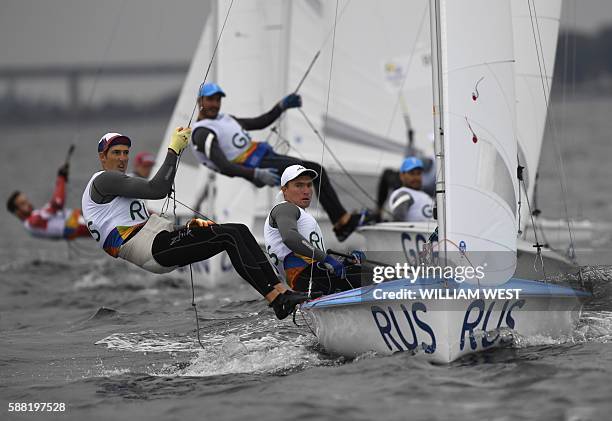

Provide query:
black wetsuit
left=192, top=105, right=347, bottom=224
left=89, top=150, right=279, bottom=297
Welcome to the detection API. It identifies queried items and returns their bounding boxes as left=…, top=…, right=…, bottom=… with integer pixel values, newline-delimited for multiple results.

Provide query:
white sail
left=205, top=1, right=433, bottom=246
left=279, top=0, right=432, bottom=175
left=511, top=0, right=561, bottom=231
left=435, top=0, right=518, bottom=285
left=209, top=0, right=286, bottom=227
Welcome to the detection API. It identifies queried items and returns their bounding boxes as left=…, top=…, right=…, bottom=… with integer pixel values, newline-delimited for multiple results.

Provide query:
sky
left=0, top=0, right=211, bottom=104
left=0, top=0, right=609, bottom=66
left=0, top=0, right=610, bottom=104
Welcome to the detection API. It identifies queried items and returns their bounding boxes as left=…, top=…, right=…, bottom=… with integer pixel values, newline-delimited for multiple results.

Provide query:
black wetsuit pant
left=151, top=223, right=278, bottom=297
left=292, top=263, right=363, bottom=296
left=259, top=153, right=346, bottom=224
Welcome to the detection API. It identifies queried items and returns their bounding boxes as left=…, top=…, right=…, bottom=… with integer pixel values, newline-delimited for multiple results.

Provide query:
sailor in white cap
left=264, top=165, right=363, bottom=295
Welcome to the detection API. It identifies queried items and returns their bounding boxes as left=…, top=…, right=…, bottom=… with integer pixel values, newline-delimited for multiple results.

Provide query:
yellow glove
left=168, top=127, right=192, bottom=155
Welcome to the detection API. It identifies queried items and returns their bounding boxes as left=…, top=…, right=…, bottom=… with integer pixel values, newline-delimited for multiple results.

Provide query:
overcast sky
left=0, top=0, right=610, bottom=103
left=1, top=0, right=610, bottom=66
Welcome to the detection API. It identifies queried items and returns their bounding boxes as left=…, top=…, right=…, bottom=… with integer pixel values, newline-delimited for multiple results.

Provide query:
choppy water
left=2, top=97, right=612, bottom=420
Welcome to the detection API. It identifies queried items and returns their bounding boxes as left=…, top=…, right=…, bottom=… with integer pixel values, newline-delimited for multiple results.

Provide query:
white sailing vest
left=264, top=202, right=325, bottom=281
left=191, top=113, right=256, bottom=169
left=81, top=171, right=150, bottom=257
left=389, top=187, right=434, bottom=222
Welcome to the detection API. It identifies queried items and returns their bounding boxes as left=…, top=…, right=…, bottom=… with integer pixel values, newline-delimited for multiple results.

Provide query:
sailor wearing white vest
left=81, top=129, right=307, bottom=320
left=191, top=82, right=373, bottom=242
left=388, top=157, right=434, bottom=222
left=264, top=165, right=363, bottom=295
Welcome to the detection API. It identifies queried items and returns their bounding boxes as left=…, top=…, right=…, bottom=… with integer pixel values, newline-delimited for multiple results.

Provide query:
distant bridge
left=0, top=62, right=190, bottom=112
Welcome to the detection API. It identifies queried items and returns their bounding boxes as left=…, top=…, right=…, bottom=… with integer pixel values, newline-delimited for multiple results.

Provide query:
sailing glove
left=349, top=250, right=366, bottom=264
left=169, top=127, right=192, bottom=155
left=280, top=93, right=302, bottom=110
left=253, top=167, right=280, bottom=186
left=322, top=255, right=345, bottom=279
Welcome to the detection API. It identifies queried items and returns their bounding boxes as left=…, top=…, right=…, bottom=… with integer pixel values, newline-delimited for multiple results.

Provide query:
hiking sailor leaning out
left=190, top=82, right=372, bottom=242
left=7, top=162, right=90, bottom=240
left=264, top=165, right=365, bottom=296
left=81, top=129, right=307, bottom=319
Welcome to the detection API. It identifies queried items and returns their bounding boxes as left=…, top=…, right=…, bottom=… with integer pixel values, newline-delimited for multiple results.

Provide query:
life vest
left=389, top=187, right=434, bottom=222
left=191, top=113, right=270, bottom=169
left=81, top=171, right=149, bottom=257
left=264, top=202, right=325, bottom=286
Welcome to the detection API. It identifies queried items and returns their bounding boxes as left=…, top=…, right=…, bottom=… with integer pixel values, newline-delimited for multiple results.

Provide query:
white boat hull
left=302, top=278, right=588, bottom=363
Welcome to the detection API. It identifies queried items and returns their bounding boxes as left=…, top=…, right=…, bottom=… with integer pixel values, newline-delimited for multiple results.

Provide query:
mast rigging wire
left=307, top=0, right=341, bottom=299
left=526, top=0, right=577, bottom=260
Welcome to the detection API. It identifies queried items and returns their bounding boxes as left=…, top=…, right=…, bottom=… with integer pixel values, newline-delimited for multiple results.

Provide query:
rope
left=174, top=0, right=235, bottom=350
left=295, top=308, right=318, bottom=338
left=297, top=108, right=379, bottom=209
left=263, top=52, right=321, bottom=147
left=264, top=1, right=353, bottom=160
left=189, top=264, right=206, bottom=350
left=308, top=0, right=340, bottom=299
left=527, top=0, right=577, bottom=261
left=171, top=196, right=213, bottom=221
left=188, top=0, right=235, bottom=127
left=519, top=176, right=548, bottom=280
left=269, top=127, right=373, bottom=211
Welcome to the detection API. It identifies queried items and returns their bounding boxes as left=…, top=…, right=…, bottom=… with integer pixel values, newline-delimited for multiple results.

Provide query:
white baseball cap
left=280, top=165, right=318, bottom=187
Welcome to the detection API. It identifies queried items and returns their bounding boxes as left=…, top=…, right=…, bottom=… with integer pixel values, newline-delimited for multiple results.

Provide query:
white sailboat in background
left=303, top=0, right=589, bottom=363
left=360, top=0, right=577, bottom=280
left=512, top=1, right=612, bottom=254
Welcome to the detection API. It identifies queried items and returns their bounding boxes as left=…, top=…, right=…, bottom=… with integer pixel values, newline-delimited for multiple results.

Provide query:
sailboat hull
left=359, top=222, right=576, bottom=280
left=302, top=277, right=589, bottom=364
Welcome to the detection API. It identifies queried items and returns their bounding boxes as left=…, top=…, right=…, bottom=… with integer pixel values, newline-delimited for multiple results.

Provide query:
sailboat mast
left=429, top=0, right=447, bottom=261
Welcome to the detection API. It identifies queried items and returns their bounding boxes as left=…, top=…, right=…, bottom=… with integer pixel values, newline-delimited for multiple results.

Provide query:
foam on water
left=95, top=331, right=197, bottom=352
left=573, top=310, right=612, bottom=342
left=95, top=329, right=335, bottom=377
left=93, top=309, right=341, bottom=378
left=169, top=334, right=328, bottom=377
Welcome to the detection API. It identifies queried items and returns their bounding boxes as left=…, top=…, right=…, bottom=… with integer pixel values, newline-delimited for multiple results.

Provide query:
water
left=2, top=98, right=612, bottom=420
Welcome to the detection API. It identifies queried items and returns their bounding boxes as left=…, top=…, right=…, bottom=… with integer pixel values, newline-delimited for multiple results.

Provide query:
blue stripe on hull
left=302, top=277, right=591, bottom=310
